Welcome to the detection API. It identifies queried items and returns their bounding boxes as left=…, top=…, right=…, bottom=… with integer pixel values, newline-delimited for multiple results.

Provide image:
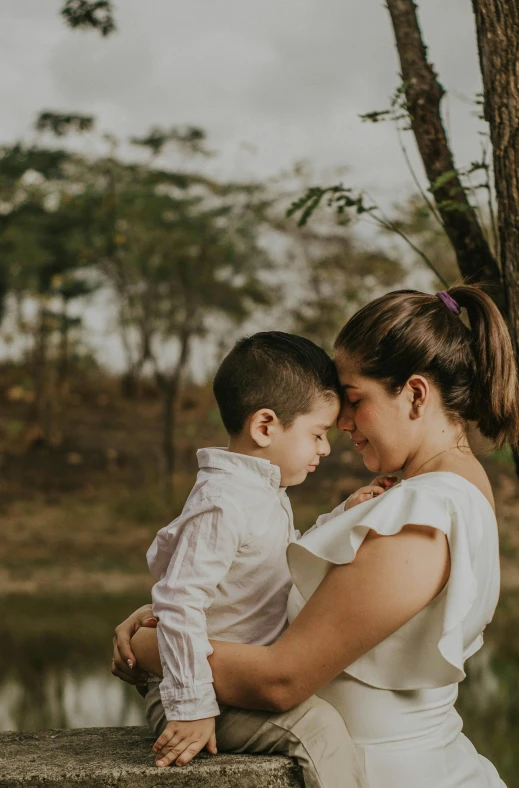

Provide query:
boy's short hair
left=213, top=331, right=341, bottom=436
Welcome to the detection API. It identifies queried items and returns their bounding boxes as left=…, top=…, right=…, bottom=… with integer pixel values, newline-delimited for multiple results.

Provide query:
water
left=1, top=593, right=518, bottom=786
left=0, top=594, right=147, bottom=731
left=0, top=667, right=144, bottom=731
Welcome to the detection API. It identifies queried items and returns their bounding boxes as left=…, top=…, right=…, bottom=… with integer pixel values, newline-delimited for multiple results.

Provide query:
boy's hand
left=153, top=717, right=217, bottom=768
left=344, top=476, right=398, bottom=510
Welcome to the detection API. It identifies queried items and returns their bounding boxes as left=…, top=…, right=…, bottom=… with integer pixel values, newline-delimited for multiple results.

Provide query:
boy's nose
left=318, top=438, right=331, bottom=457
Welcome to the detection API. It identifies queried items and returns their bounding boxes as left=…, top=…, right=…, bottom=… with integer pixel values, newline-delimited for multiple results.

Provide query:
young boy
left=133, top=332, right=378, bottom=788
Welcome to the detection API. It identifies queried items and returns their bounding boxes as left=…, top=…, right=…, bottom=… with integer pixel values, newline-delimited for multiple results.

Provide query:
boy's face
left=269, top=395, right=340, bottom=487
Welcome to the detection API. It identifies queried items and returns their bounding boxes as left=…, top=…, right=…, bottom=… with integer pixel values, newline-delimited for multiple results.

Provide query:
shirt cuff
left=159, top=681, right=220, bottom=721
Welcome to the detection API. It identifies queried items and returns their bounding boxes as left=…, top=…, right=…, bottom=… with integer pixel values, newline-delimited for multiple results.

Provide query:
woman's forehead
left=333, top=351, right=361, bottom=382
left=333, top=353, right=383, bottom=394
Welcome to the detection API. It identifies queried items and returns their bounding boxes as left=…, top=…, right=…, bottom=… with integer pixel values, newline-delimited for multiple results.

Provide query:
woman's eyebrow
left=316, top=423, right=332, bottom=430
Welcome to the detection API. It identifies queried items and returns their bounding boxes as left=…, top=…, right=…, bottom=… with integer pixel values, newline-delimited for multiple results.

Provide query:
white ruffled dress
left=286, top=472, right=505, bottom=788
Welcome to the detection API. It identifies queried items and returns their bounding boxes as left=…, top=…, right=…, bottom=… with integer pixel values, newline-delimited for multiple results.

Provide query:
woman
left=113, top=285, right=518, bottom=787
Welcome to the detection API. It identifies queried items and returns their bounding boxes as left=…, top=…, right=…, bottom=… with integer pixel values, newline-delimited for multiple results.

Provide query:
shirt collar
left=197, top=447, right=282, bottom=492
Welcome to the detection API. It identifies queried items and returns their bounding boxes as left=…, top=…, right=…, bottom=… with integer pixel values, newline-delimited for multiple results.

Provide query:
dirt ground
left=1, top=370, right=519, bottom=596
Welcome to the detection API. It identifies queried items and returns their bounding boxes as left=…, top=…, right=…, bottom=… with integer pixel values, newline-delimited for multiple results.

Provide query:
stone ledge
left=0, top=727, right=303, bottom=788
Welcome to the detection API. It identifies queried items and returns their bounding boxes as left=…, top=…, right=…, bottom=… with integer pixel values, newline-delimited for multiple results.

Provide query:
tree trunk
left=47, top=299, right=71, bottom=448
left=155, top=328, right=193, bottom=482
left=162, top=382, right=177, bottom=479
left=30, top=301, right=52, bottom=445
left=385, top=0, right=504, bottom=305
left=471, top=0, right=519, bottom=471
left=471, top=1, right=519, bottom=350
left=0, top=262, right=8, bottom=326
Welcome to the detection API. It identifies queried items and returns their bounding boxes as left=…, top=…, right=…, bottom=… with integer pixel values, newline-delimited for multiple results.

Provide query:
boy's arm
left=151, top=501, right=242, bottom=723
left=132, top=624, right=217, bottom=768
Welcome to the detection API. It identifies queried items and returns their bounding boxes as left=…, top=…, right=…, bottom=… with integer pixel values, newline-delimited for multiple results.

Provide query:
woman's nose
left=337, top=407, right=355, bottom=433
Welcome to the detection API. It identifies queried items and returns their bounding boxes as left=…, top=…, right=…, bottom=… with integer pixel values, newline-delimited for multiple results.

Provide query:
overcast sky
left=1, top=0, right=484, bottom=199
left=0, top=0, right=486, bottom=371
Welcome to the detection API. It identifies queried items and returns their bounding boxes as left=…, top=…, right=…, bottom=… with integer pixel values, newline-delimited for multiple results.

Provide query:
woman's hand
left=344, top=475, right=398, bottom=510
left=111, top=603, right=158, bottom=685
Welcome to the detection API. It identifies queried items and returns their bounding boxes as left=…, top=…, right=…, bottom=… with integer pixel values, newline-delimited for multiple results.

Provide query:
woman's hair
left=334, top=284, right=519, bottom=448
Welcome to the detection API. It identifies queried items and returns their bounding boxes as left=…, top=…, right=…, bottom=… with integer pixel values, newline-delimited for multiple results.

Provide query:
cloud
left=0, top=0, right=485, bottom=200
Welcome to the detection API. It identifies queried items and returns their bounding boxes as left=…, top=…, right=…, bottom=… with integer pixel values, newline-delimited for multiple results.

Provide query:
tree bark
left=472, top=0, right=519, bottom=471
left=471, top=0, right=519, bottom=349
left=386, top=0, right=504, bottom=305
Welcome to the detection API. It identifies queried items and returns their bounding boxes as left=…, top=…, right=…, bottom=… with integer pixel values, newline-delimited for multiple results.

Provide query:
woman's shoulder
left=358, top=470, right=495, bottom=535
left=399, top=470, right=495, bottom=512
left=395, top=472, right=496, bottom=544
left=403, top=467, right=493, bottom=499
left=288, top=469, right=498, bottom=601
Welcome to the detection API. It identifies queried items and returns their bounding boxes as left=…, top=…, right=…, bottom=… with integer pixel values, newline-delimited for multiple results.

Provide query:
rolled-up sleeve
left=150, top=501, right=242, bottom=721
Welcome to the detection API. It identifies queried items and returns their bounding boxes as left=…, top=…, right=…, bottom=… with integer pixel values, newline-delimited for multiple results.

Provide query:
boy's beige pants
left=144, top=682, right=367, bottom=788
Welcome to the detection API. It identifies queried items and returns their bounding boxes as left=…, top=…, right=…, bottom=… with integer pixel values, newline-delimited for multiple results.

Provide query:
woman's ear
left=249, top=409, right=278, bottom=447
left=406, top=375, right=429, bottom=419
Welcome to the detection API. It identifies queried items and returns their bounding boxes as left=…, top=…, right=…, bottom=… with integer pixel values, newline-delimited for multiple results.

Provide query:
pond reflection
left=0, top=594, right=147, bottom=731
left=0, top=668, right=144, bottom=731
left=0, top=593, right=517, bottom=786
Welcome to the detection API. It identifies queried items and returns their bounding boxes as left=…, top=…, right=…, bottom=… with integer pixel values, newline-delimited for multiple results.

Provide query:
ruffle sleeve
left=287, top=476, right=499, bottom=690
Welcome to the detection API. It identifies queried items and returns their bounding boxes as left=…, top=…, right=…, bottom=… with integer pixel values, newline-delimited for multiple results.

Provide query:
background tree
left=1, top=109, right=409, bottom=477
left=0, top=138, right=97, bottom=446
left=103, top=176, right=274, bottom=479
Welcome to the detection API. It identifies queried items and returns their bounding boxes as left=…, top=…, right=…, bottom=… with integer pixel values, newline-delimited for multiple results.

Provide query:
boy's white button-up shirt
left=147, top=447, right=297, bottom=721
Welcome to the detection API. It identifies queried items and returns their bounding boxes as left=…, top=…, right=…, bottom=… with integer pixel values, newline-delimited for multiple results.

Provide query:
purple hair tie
left=436, top=291, right=461, bottom=316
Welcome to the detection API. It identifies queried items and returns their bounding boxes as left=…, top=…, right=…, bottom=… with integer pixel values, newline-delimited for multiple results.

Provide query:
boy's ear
left=249, top=408, right=279, bottom=448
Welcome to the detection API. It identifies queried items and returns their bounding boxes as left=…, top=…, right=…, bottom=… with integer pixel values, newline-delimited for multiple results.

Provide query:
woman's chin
left=363, top=452, right=398, bottom=475
left=363, top=456, right=381, bottom=473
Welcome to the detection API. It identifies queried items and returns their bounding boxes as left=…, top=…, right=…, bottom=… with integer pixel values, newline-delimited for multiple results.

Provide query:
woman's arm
left=121, top=525, right=450, bottom=711
left=210, top=524, right=450, bottom=712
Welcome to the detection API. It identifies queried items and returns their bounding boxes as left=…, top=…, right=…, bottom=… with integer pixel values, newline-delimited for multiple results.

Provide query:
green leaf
left=429, top=169, right=459, bottom=193
left=359, top=110, right=392, bottom=124
left=435, top=200, right=472, bottom=213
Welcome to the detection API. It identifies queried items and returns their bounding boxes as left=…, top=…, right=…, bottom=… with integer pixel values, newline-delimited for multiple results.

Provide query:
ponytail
left=449, top=285, right=519, bottom=448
